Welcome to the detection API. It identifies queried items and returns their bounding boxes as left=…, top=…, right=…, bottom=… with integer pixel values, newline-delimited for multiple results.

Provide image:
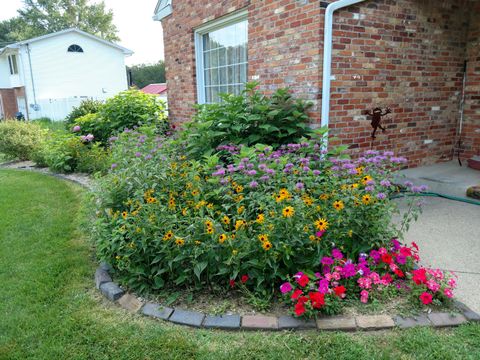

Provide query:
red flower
left=298, top=296, right=309, bottom=305
left=241, top=275, right=249, bottom=284
left=291, top=289, right=303, bottom=300
left=229, top=279, right=235, bottom=288
left=419, top=292, right=433, bottom=305
left=297, top=274, right=310, bottom=287
left=381, top=273, right=393, bottom=284
left=333, top=285, right=346, bottom=298
left=412, top=268, right=427, bottom=285
left=394, top=268, right=405, bottom=278
left=381, top=253, right=393, bottom=264
left=309, top=292, right=325, bottom=309
left=294, top=302, right=306, bottom=316
left=399, top=247, right=412, bottom=257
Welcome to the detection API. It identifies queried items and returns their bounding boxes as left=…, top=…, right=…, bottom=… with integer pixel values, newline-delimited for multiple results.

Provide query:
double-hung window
left=8, top=54, right=18, bottom=75
left=195, top=10, right=248, bottom=104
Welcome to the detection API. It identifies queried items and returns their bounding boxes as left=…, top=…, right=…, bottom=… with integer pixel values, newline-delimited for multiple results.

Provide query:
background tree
left=129, top=61, right=166, bottom=89
left=0, top=0, right=118, bottom=43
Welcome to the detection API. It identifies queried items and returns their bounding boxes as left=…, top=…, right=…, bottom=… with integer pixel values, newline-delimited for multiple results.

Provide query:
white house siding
left=0, top=57, right=11, bottom=88
left=24, top=32, right=129, bottom=120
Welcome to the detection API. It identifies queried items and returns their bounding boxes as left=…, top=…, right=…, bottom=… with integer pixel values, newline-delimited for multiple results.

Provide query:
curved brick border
left=95, top=263, right=480, bottom=331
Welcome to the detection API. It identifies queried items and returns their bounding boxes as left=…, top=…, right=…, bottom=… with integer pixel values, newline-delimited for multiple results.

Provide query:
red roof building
left=140, top=83, right=167, bottom=96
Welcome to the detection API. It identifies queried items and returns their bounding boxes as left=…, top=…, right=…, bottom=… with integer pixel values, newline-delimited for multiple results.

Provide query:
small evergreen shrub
left=0, top=120, right=47, bottom=160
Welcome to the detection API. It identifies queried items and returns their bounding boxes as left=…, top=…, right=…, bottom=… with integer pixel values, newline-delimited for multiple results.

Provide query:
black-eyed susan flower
left=237, top=205, right=245, bottom=215
left=222, top=215, right=231, bottom=225
left=121, top=211, right=128, bottom=219
left=206, top=227, right=215, bottom=235
left=258, top=234, right=269, bottom=243
left=219, top=233, right=227, bottom=244
left=314, top=218, right=329, bottom=231
left=262, top=241, right=272, bottom=251
left=361, top=175, right=373, bottom=185
left=235, top=220, right=247, bottom=231
left=175, top=238, right=185, bottom=246
left=256, top=213, right=265, bottom=224
left=362, top=194, right=372, bottom=205
left=191, top=189, right=200, bottom=196
left=235, top=185, right=244, bottom=193
left=320, top=194, right=329, bottom=201
left=204, top=220, right=213, bottom=228
left=163, top=230, right=174, bottom=241
left=355, top=166, right=364, bottom=175
left=333, top=200, right=344, bottom=211
left=282, top=206, right=295, bottom=218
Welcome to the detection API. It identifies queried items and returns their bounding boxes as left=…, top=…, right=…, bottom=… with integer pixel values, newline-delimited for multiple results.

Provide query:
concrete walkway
left=397, top=161, right=480, bottom=313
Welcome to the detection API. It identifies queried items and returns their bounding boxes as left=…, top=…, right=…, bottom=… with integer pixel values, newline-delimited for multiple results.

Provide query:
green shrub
left=99, top=89, right=168, bottom=136
left=40, top=132, right=109, bottom=174
left=0, top=120, right=47, bottom=160
left=182, top=82, right=313, bottom=158
left=65, top=99, right=103, bottom=129
left=91, top=129, right=420, bottom=296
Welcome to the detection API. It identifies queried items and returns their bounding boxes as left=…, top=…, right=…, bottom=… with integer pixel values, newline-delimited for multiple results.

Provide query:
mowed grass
left=0, top=169, right=479, bottom=360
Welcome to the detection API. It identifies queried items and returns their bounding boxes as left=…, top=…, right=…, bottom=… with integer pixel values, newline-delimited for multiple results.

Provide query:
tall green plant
left=183, top=82, right=313, bottom=158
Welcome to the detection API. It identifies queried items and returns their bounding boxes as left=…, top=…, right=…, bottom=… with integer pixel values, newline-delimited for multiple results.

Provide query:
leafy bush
left=99, top=89, right=168, bottom=137
left=91, top=129, right=421, bottom=296
left=0, top=120, right=47, bottom=160
left=65, top=99, right=103, bottom=128
left=39, top=132, right=109, bottom=173
left=182, top=82, right=313, bottom=158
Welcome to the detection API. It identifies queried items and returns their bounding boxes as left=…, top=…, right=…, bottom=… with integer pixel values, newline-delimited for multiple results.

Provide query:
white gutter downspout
left=321, top=0, right=368, bottom=142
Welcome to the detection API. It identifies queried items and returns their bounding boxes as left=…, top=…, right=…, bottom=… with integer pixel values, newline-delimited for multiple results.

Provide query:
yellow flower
left=128, top=242, right=136, bottom=248
left=147, top=197, right=157, bottom=204
left=309, top=235, right=316, bottom=242
left=230, top=233, right=236, bottom=240
left=191, top=189, right=200, bottom=196
left=175, top=238, right=185, bottom=246
left=219, top=233, right=227, bottom=244
left=194, top=175, right=201, bottom=181
left=204, top=220, right=213, bottom=228
left=362, top=194, right=372, bottom=205
left=195, top=240, right=202, bottom=245
left=341, top=184, right=348, bottom=191
left=279, top=188, right=291, bottom=199
left=302, top=195, right=313, bottom=206
left=282, top=206, right=295, bottom=218
left=238, top=205, right=245, bottom=215
left=207, top=203, right=214, bottom=209
left=206, top=227, right=215, bottom=235
left=268, top=224, right=274, bottom=231
left=333, top=200, right=345, bottom=211
left=256, top=213, right=265, bottom=224
left=149, top=214, right=156, bottom=223
left=314, top=218, right=329, bottom=231
left=235, top=185, right=244, bottom=193
left=303, top=225, right=310, bottom=233
left=232, top=249, right=238, bottom=256
left=234, top=194, right=244, bottom=202
left=235, top=220, right=247, bottom=231
left=262, top=241, right=272, bottom=251
left=361, top=175, right=373, bottom=185
left=163, top=230, right=174, bottom=241
left=122, top=211, right=128, bottom=219
left=350, top=183, right=359, bottom=189
left=269, top=210, right=275, bottom=217
left=320, top=194, right=329, bottom=201
left=131, top=210, right=139, bottom=216
left=168, top=197, right=176, bottom=209
left=222, top=215, right=231, bottom=225
left=348, top=230, right=353, bottom=237
left=356, top=166, right=364, bottom=175
left=258, top=234, right=269, bottom=243
left=115, top=255, right=121, bottom=260
left=275, top=194, right=283, bottom=203
left=182, top=208, right=188, bottom=216
left=135, top=227, right=142, bottom=233
left=354, top=198, right=361, bottom=207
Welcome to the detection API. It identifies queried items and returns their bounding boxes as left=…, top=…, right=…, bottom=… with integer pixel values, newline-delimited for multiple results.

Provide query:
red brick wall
left=161, top=0, right=476, bottom=166
left=0, top=89, right=18, bottom=119
left=462, top=1, right=480, bottom=159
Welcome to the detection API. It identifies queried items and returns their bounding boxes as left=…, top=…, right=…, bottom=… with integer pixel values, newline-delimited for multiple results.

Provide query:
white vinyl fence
left=28, top=97, right=102, bottom=121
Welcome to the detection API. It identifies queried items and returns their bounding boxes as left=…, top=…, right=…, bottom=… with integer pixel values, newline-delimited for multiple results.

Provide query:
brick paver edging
left=95, top=263, right=480, bottom=331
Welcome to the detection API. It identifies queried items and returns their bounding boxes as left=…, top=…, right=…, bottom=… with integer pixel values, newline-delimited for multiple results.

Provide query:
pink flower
left=331, top=272, right=341, bottom=281
left=426, top=279, right=440, bottom=292
left=444, top=288, right=454, bottom=298
left=332, top=248, right=343, bottom=259
left=448, top=278, right=457, bottom=289
left=360, top=290, right=369, bottom=303
left=72, top=125, right=81, bottom=132
left=358, top=277, right=372, bottom=289
left=280, top=282, right=293, bottom=294
left=369, top=272, right=381, bottom=284
left=315, top=230, right=325, bottom=238
left=420, top=292, right=433, bottom=305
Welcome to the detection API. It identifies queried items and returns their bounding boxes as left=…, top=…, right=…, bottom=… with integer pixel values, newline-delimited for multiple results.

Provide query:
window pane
left=198, top=18, right=248, bottom=103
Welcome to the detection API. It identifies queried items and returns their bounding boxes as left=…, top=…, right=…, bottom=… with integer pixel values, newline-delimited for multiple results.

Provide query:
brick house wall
left=160, top=0, right=478, bottom=166
left=462, top=1, right=480, bottom=159
left=0, top=88, right=18, bottom=119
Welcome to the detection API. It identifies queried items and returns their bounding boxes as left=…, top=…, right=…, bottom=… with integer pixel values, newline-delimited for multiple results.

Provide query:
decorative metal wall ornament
left=366, top=107, right=391, bottom=139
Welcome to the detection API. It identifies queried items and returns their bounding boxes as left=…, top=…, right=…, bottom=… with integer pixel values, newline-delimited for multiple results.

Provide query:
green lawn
left=0, top=169, right=479, bottom=360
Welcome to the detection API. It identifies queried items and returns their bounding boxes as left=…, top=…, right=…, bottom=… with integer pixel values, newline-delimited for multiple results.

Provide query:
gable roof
left=141, top=83, right=167, bottom=95
left=153, top=0, right=172, bottom=21
left=0, top=28, right=133, bottom=56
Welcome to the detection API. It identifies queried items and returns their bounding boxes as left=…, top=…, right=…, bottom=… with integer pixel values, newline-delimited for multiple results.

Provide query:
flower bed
left=91, top=127, right=426, bottom=306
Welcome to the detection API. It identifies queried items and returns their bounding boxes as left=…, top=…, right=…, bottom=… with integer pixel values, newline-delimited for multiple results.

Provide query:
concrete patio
left=397, top=161, right=480, bottom=313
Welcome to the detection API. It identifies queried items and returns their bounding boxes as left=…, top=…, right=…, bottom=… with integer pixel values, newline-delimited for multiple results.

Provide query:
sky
left=0, top=0, right=164, bottom=65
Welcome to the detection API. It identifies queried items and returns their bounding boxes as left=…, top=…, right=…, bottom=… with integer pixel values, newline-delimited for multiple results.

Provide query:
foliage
left=0, top=120, right=47, bottom=160
left=65, top=99, right=103, bottom=128
left=91, top=128, right=421, bottom=297
left=182, top=82, right=313, bottom=158
left=2, top=170, right=480, bottom=360
left=37, top=132, right=109, bottom=173
left=280, top=240, right=456, bottom=318
left=1, top=0, right=118, bottom=42
left=129, top=61, right=166, bottom=89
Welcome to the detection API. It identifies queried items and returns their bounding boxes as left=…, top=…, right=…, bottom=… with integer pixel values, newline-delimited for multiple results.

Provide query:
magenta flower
left=280, top=282, right=293, bottom=294
left=360, top=290, right=369, bottom=303
left=444, top=288, right=454, bottom=298
left=72, top=125, right=81, bottom=132
left=321, top=257, right=334, bottom=265
left=332, top=248, right=343, bottom=259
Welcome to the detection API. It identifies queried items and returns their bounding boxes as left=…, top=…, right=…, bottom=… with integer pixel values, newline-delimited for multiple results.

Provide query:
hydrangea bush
left=91, top=127, right=423, bottom=296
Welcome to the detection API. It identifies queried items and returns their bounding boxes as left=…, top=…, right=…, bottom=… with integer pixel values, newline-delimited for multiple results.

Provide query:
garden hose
left=391, top=191, right=480, bottom=206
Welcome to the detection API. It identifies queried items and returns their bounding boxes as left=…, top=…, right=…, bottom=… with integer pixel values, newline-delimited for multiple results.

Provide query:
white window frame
left=8, top=54, right=18, bottom=75
left=194, top=9, right=248, bottom=104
